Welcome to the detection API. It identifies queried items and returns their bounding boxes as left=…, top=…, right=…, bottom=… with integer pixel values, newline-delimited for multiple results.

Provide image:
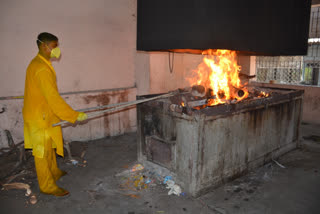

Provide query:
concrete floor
left=1, top=123, right=320, bottom=214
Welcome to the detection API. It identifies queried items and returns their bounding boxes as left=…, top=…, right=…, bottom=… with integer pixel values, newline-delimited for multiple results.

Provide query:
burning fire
left=258, top=91, right=269, bottom=98
left=188, top=49, right=249, bottom=106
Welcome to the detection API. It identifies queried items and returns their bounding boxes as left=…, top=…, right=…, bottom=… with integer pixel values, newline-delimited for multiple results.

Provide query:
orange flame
left=188, top=49, right=248, bottom=106
left=258, top=91, right=269, bottom=98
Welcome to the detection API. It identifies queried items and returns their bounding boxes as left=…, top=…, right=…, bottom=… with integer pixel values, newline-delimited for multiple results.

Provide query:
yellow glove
left=77, top=112, right=88, bottom=122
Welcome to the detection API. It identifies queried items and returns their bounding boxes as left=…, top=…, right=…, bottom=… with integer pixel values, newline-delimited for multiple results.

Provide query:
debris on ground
left=0, top=130, right=36, bottom=203
left=0, top=130, right=29, bottom=180
left=29, top=194, right=37, bottom=204
left=163, top=176, right=172, bottom=184
left=272, top=159, right=286, bottom=169
left=166, top=180, right=182, bottom=196
left=116, top=163, right=183, bottom=197
left=64, top=141, right=88, bottom=167
left=70, top=159, right=79, bottom=165
left=2, top=182, right=32, bottom=196
left=131, top=164, right=144, bottom=172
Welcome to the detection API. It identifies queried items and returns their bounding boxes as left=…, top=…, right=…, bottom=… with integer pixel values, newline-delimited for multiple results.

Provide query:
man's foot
left=40, top=187, right=70, bottom=197
left=53, top=188, right=69, bottom=197
left=61, top=170, right=67, bottom=177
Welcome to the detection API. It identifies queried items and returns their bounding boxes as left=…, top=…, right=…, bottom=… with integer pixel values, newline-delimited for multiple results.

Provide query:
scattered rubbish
left=133, top=175, right=146, bottom=189
left=29, top=194, right=37, bottom=204
left=166, top=179, right=174, bottom=188
left=117, top=164, right=183, bottom=197
left=166, top=180, right=182, bottom=196
left=131, top=164, right=144, bottom=172
left=70, top=159, right=79, bottom=165
left=5, top=170, right=28, bottom=184
left=2, top=182, right=32, bottom=196
left=116, top=163, right=145, bottom=177
left=272, top=159, right=286, bottom=169
left=163, top=176, right=172, bottom=184
left=180, top=192, right=186, bottom=196
left=115, top=164, right=144, bottom=177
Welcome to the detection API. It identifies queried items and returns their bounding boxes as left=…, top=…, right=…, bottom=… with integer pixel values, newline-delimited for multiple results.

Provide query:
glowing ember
left=181, top=102, right=185, bottom=107
left=188, top=49, right=249, bottom=106
left=258, top=91, right=269, bottom=98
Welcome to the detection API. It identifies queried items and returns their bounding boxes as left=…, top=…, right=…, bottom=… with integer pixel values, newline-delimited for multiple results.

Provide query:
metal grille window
left=256, top=5, right=320, bottom=86
left=256, top=56, right=303, bottom=84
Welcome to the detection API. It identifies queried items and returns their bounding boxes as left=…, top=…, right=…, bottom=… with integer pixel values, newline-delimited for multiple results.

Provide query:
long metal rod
left=53, top=93, right=173, bottom=127
left=76, top=99, right=142, bottom=112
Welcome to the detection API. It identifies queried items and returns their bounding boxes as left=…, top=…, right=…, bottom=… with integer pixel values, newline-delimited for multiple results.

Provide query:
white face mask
left=37, top=39, right=61, bottom=59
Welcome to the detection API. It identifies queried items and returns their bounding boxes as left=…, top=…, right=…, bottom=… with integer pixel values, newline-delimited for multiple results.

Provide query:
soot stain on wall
left=83, top=90, right=131, bottom=136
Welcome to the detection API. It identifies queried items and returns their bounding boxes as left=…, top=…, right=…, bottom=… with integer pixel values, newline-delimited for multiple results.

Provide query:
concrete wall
left=0, top=0, right=136, bottom=96
left=250, top=82, right=320, bottom=125
left=0, top=88, right=137, bottom=147
left=0, top=0, right=140, bottom=148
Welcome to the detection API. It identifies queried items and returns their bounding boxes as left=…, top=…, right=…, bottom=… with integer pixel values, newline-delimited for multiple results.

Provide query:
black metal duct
left=137, top=0, right=312, bottom=55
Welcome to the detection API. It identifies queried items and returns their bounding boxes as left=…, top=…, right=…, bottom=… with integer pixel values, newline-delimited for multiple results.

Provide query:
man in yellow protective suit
left=23, top=32, right=88, bottom=196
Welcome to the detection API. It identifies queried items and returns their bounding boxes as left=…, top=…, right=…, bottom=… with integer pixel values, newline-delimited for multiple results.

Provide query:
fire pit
left=137, top=50, right=303, bottom=197
left=137, top=87, right=303, bottom=196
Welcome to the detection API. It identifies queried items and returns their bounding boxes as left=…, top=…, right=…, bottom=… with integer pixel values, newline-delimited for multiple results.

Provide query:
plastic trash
left=70, top=159, right=79, bottom=165
left=167, top=184, right=182, bottom=196
left=30, top=194, right=37, bottom=204
left=166, top=180, right=175, bottom=187
left=163, top=176, right=172, bottom=184
left=165, top=180, right=182, bottom=196
left=130, top=164, right=144, bottom=172
left=115, top=164, right=144, bottom=177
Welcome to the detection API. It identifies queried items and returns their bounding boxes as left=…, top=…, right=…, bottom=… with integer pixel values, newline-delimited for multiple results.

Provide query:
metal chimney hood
left=137, top=0, right=312, bottom=56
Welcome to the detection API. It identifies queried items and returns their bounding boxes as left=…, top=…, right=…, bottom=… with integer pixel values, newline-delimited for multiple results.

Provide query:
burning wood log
left=237, top=89, right=245, bottom=98
left=191, top=85, right=206, bottom=97
left=187, top=99, right=208, bottom=108
left=239, top=72, right=256, bottom=79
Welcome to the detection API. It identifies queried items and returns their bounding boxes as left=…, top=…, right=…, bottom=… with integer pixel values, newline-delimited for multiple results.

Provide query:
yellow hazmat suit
left=23, top=54, right=79, bottom=196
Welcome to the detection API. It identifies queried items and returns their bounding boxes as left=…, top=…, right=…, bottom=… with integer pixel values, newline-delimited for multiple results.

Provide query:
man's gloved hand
left=77, top=112, right=88, bottom=122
